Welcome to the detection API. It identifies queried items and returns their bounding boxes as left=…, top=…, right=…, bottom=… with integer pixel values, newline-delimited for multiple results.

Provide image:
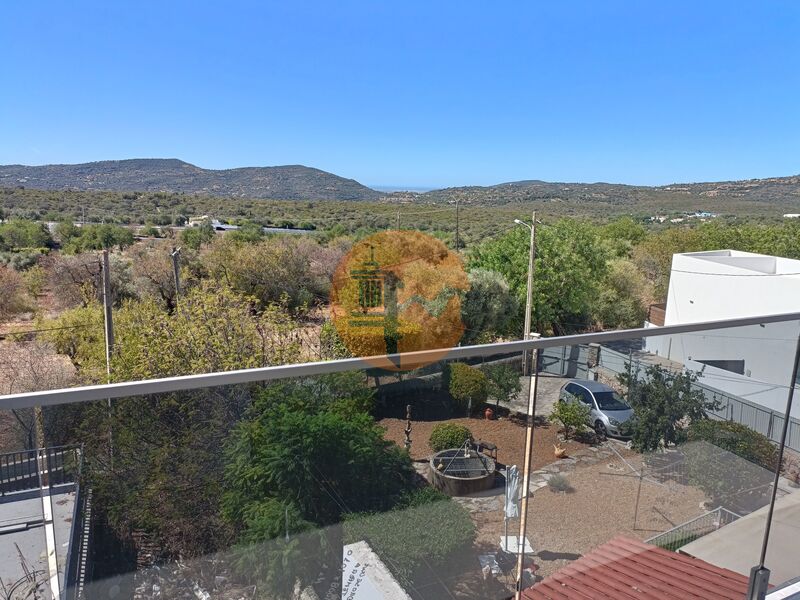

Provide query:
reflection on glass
left=0, top=321, right=798, bottom=598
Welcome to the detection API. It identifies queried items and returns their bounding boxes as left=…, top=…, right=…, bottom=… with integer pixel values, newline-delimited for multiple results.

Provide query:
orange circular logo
left=330, top=231, right=469, bottom=371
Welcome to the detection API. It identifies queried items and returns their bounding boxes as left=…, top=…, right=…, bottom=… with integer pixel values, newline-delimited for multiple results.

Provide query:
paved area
left=0, top=485, right=76, bottom=595
left=500, top=374, right=569, bottom=419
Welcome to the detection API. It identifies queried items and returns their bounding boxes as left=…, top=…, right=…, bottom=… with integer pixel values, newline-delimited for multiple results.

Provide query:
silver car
left=558, top=379, right=634, bottom=438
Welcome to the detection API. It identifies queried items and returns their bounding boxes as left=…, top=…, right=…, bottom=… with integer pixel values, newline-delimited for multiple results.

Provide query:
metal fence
left=595, top=346, right=800, bottom=453
left=645, top=507, right=741, bottom=551
left=0, top=445, right=79, bottom=495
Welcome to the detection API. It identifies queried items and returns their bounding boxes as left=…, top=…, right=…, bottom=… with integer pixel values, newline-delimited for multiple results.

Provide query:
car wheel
left=594, top=420, right=607, bottom=440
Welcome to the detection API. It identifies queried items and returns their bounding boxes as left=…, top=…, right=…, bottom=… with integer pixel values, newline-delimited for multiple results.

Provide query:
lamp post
left=514, top=213, right=537, bottom=375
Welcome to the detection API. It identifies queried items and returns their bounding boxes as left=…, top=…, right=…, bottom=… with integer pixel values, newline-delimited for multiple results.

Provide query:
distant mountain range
left=1, top=158, right=799, bottom=208
left=0, top=159, right=382, bottom=201
left=418, top=175, right=800, bottom=207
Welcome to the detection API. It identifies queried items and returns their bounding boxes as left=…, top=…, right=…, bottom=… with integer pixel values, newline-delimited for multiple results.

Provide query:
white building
left=645, top=250, right=800, bottom=418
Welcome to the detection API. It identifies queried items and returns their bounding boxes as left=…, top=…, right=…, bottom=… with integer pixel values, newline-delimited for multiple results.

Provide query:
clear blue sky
left=2, top=1, right=798, bottom=189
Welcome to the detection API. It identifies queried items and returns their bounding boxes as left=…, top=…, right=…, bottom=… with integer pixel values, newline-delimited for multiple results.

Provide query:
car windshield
left=593, top=391, right=630, bottom=411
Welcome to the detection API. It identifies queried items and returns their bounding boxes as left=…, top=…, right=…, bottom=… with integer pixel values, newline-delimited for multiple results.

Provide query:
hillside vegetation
left=0, top=159, right=382, bottom=201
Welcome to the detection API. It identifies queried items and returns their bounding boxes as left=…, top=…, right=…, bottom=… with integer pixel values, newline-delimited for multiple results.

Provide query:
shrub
left=549, top=397, right=591, bottom=440
left=687, top=419, right=778, bottom=471
left=682, top=419, right=777, bottom=513
left=429, top=423, right=473, bottom=452
left=547, top=473, right=573, bottom=493
left=0, top=265, right=29, bottom=322
left=485, top=363, right=521, bottom=411
left=446, top=362, right=488, bottom=415
left=343, top=487, right=475, bottom=581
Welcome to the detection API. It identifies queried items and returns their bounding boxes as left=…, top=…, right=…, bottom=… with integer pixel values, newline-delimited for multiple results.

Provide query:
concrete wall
left=645, top=250, right=800, bottom=419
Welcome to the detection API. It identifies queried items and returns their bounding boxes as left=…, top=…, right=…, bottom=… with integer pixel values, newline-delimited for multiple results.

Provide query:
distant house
left=645, top=250, right=800, bottom=419
left=522, top=536, right=750, bottom=600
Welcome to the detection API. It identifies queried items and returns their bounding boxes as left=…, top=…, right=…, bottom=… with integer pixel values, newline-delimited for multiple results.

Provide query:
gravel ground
left=379, top=415, right=582, bottom=468
left=473, top=447, right=709, bottom=579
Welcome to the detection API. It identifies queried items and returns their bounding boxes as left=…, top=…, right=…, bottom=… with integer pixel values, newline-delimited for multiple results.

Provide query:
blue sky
left=2, top=1, right=798, bottom=189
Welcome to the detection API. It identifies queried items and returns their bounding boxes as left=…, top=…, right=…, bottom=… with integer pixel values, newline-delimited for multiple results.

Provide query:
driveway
left=499, top=373, right=569, bottom=419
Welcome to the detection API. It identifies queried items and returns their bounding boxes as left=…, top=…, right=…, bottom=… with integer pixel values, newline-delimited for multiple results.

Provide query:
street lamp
left=514, top=214, right=536, bottom=376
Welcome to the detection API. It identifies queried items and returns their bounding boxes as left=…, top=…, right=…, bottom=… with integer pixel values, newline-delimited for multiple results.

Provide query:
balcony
left=0, top=313, right=799, bottom=599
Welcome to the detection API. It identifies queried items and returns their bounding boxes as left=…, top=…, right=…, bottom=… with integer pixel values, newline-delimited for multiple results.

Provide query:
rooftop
left=522, top=536, right=750, bottom=600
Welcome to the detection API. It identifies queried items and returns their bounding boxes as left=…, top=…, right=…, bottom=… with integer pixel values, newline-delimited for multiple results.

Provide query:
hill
left=0, top=159, right=382, bottom=201
left=419, top=175, right=800, bottom=207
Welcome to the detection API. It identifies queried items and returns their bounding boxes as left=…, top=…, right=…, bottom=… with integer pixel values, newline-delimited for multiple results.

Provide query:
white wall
left=645, top=251, right=800, bottom=419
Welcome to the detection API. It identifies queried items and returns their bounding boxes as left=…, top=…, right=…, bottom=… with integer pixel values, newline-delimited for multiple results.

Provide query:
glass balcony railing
left=0, top=312, right=799, bottom=600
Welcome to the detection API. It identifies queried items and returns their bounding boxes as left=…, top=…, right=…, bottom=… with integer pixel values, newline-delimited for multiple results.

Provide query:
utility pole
left=101, top=249, right=115, bottom=462
left=514, top=333, right=541, bottom=599
left=455, top=199, right=460, bottom=252
left=396, top=211, right=401, bottom=230
left=170, top=246, right=182, bottom=300
left=101, top=249, right=115, bottom=367
left=515, top=212, right=537, bottom=375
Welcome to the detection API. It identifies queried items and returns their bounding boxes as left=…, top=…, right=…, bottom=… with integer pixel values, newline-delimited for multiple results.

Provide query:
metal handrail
left=0, top=311, right=798, bottom=410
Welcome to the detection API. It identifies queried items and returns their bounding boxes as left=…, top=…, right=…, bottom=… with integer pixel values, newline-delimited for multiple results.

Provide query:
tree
left=461, top=268, right=517, bottom=344
left=58, top=284, right=304, bottom=561
left=0, top=264, right=29, bottom=322
left=0, top=219, right=52, bottom=250
left=549, top=397, right=591, bottom=440
left=226, top=220, right=264, bottom=243
left=619, top=364, right=720, bottom=451
left=593, top=259, right=652, bottom=328
left=128, top=241, right=191, bottom=311
left=62, top=223, right=134, bottom=253
left=180, top=219, right=215, bottom=249
left=469, top=219, right=608, bottom=333
left=446, top=362, right=488, bottom=415
left=222, top=374, right=415, bottom=598
left=204, top=236, right=340, bottom=310
left=485, top=363, right=521, bottom=411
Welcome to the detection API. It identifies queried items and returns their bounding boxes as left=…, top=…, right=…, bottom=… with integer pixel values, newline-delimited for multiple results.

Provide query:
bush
left=0, top=265, right=29, bottom=321
left=429, top=423, right=473, bottom=452
left=446, top=362, right=488, bottom=415
left=547, top=473, right=573, bottom=493
left=687, top=419, right=778, bottom=471
left=343, top=487, right=475, bottom=581
left=549, top=397, right=591, bottom=440
left=682, top=419, right=777, bottom=513
left=486, top=363, right=521, bottom=410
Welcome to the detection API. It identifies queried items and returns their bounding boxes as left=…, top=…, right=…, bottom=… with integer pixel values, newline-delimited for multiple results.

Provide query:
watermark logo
left=330, top=231, right=468, bottom=371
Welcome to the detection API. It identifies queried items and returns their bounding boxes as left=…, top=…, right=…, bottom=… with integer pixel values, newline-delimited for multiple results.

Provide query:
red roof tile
left=522, top=536, right=750, bottom=600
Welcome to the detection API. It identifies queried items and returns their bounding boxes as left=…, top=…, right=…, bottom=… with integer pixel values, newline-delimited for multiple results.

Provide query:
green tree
left=180, top=219, right=215, bottom=249
left=446, top=362, right=488, bottom=415
left=549, top=396, right=591, bottom=440
left=593, top=259, right=652, bottom=328
left=0, top=219, right=52, bottom=250
left=619, top=364, right=720, bottom=451
left=485, top=363, right=521, bottom=411
left=461, top=268, right=518, bottom=344
left=223, top=374, right=414, bottom=598
left=470, top=219, right=608, bottom=333
left=226, top=220, right=264, bottom=243
left=64, top=284, right=304, bottom=560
